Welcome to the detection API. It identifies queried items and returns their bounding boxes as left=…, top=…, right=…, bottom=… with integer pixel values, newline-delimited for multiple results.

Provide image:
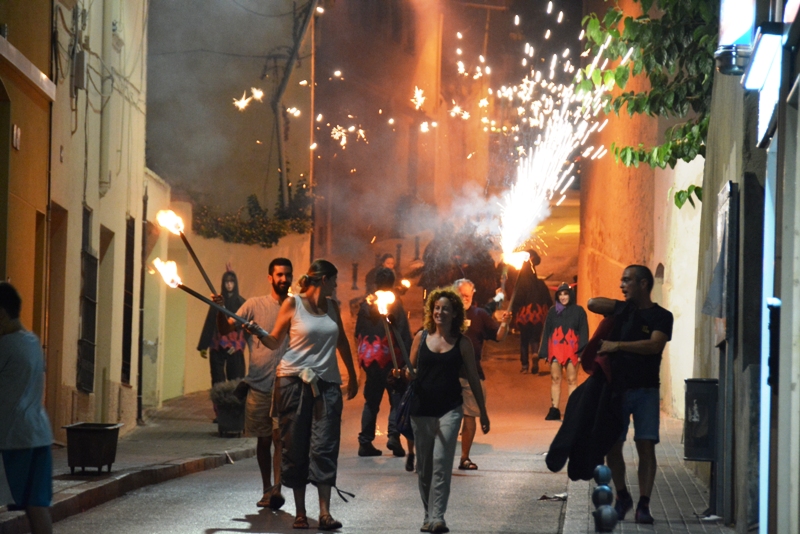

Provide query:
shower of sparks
left=420, top=122, right=430, bottom=132
left=233, top=91, right=252, bottom=111
left=331, top=126, right=347, bottom=147
left=287, top=107, right=301, bottom=117
left=251, top=88, right=264, bottom=101
left=411, top=86, right=426, bottom=110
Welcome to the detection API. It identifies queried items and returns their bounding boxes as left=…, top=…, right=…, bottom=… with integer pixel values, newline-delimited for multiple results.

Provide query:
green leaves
left=673, top=185, right=703, bottom=209
left=580, top=0, right=717, bottom=209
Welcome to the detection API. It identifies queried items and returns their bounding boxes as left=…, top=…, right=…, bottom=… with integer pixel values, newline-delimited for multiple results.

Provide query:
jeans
left=358, top=363, right=401, bottom=444
left=411, top=406, right=463, bottom=525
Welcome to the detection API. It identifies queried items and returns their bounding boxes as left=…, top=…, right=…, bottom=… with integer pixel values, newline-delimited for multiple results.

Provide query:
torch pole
left=382, top=319, right=400, bottom=371
left=388, top=320, right=415, bottom=378
left=177, top=283, right=269, bottom=338
left=179, top=232, right=217, bottom=295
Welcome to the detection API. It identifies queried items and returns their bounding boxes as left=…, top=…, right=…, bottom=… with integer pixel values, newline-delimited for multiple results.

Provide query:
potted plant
left=210, top=380, right=246, bottom=437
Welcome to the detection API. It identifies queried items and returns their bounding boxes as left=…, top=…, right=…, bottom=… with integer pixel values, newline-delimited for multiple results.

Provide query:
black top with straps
left=411, top=332, right=464, bottom=418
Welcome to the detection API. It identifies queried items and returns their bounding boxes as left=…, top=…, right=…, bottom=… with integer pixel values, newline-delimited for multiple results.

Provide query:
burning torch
left=156, top=210, right=217, bottom=295
left=499, top=250, right=532, bottom=311
left=366, top=290, right=413, bottom=379
left=152, top=258, right=268, bottom=338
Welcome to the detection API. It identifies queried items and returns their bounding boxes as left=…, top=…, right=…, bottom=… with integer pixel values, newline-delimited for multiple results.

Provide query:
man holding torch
left=355, top=267, right=414, bottom=466
left=216, top=258, right=293, bottom=510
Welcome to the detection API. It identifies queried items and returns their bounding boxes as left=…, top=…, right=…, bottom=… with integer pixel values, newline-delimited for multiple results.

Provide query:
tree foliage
left=193, top=183, right=313, bottom=247
left=578, top=0, right=717, bottom=208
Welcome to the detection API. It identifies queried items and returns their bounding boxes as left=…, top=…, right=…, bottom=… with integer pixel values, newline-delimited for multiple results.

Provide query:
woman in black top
left=407, top=288, right=489, bottom=533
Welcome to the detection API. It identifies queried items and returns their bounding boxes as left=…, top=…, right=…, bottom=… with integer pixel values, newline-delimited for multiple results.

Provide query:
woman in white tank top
left=249, top=259, right=358, bottom=531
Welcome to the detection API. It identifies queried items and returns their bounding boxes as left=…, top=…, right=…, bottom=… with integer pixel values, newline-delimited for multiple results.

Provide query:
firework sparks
left=411, top=86, right=426, bottom=110
left=251, top=87, right=264, bottom=101
left=233, top=91, right=252, bottom=111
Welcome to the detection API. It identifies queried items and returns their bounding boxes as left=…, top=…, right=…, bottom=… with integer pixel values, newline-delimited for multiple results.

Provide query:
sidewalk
left=0, top=391, right=256, bottom=534
left=561, top=414, right=735, bottom=534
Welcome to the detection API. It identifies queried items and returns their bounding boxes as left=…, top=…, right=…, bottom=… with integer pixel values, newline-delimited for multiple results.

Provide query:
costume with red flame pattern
left=539, top=284, right=589, bottom=367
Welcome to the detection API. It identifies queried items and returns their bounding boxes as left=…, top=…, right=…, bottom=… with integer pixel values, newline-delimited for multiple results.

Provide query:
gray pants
left=274, top=377, right=343, bottom=488
left=411, top=406, right=463, bottom=525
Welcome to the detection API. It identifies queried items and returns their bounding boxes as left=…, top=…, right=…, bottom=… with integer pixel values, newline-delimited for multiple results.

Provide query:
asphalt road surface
left=54, top=337, right=574, bottom=534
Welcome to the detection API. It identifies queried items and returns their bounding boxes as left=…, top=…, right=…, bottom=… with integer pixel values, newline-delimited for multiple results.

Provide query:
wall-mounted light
left=742, top=23, right=785, bottom=91
left=715, top=0, right=755, bottom=75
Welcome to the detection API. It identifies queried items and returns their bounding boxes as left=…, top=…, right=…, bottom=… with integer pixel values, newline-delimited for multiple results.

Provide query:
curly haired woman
left=407, top=287, right=489, bottom=533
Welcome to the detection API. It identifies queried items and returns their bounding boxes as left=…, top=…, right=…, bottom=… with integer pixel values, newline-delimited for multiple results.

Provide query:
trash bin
left=63, top=422, right=124, bottom=474
left=684, top=379, right=718, bottom=461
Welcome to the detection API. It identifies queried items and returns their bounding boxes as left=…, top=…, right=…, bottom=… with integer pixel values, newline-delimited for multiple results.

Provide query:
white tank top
left=276, top=295, right=342, bottom=383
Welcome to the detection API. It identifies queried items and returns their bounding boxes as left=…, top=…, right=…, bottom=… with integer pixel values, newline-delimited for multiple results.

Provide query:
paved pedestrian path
left=0, top=392, right=256, bottom=534
left=562, top=415, right=735, bottom=534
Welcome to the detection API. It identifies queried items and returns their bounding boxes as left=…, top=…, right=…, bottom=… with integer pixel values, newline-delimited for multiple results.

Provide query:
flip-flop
left=292, top=514, right=309, bottom=529
left=458, top=458, right=478, bottom=470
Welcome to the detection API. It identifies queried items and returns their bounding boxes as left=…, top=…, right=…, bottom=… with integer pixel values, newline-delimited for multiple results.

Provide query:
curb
left=562, top=478, right=591, bottom=534
left=0, top=446, right=256, bottom=534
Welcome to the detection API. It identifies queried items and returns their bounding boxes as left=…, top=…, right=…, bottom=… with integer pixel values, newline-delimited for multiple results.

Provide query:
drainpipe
left=98, top=0, right=114, bottom=197
left=136, top=186, right=147, bottom=424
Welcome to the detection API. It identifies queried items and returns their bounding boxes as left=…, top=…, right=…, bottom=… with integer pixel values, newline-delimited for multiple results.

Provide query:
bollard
left=592, top=485, right=614, bottom=507
left=593, top=465, right=612, bottom=485
left=351, top=262, right=359, bottom=290
left=414, top=236, right=420, bottom=260
left=593, top=504, right=618, bottom=532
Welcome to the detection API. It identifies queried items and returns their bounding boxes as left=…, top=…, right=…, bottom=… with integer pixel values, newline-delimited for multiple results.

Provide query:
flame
left=400, top=279, right=411, bottom=288
left=503, top=251, right=531, bottom=270
left=153, top=258, right=181, bottom=288
left=156, top=210, right=184, bottom=235
left=373, top=290, right=396, bottom=315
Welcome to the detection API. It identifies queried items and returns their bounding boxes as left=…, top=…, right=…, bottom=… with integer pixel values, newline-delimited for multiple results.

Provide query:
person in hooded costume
left=539, top=283, right=589, bottom=420
left=198, top=271, right=247, bottom=385
left=510, top=251, right=553, bottom=374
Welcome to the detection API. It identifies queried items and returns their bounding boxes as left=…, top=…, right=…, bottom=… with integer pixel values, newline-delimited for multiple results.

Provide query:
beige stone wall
left=47, top=0, right=150, bottom=439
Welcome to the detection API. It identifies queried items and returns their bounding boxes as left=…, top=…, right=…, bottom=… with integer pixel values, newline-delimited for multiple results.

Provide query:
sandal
left=458, top=458, right=478, bottom=470
left=292, top=514, right=309, bottom=529
left=318, top=514, right=343, bottom=530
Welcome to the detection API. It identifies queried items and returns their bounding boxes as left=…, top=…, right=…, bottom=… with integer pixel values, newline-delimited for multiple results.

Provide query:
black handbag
left=395, top=331, right=425, bottom=440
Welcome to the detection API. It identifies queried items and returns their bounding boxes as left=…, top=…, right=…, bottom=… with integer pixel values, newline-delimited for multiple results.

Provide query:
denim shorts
left=618, top=387, right=660, bottom=443
left=2, top=446, right=53, bottom=508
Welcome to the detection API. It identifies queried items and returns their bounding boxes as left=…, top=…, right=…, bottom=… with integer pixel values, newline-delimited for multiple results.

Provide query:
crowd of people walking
left=0, top=247, right=672, bottom=533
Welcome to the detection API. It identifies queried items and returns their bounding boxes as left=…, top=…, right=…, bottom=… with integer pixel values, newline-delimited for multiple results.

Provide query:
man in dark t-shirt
left=588, top=265, right=673, bottom=526
left=454, top=279, right=511, bottom=471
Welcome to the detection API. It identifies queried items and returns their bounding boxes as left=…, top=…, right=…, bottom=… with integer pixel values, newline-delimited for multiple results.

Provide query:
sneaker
left=614, top=492, right=634, bottom=520
left=358, top=442, right=382, bottom=457
left=520, top=366, right=528, bottom=374
left=545, top=407, right=561, bottom=421
left=387, top=435, right=406, bottom=457
left=530, top=360, right=540, bottom=374
left=635, top=504, right=654, bottom=524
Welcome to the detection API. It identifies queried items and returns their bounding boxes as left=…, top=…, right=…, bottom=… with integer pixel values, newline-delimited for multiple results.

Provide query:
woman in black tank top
left=407, top=288, right=490, bottom=533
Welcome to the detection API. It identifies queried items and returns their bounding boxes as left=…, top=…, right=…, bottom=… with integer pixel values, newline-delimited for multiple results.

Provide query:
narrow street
left=52, top=337, right=571, bottom=534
